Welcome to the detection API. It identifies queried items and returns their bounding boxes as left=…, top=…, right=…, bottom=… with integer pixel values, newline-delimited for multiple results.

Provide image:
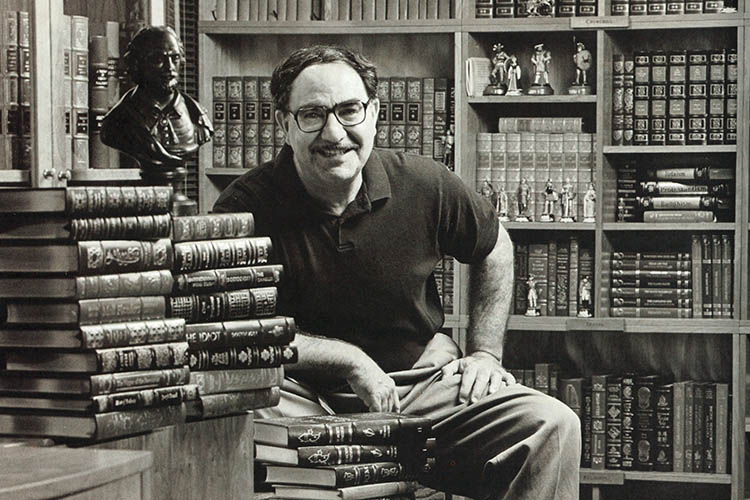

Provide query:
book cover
left=692, top=382, right=705, bottom=472
left=172, top=212, right=255, bottom=242
left=173, top=236, right=272, bottom=273
left=0, top=186, right=173, bottom=215
left=703, top=382, right=716, bottom=473
left=555, top=239, right=570, bottom=316
left=169, top=287, right=278, bottom=323
left=190, top=366, right=283, bottom=395
left=263, top=461, right=414, bottom=488
left=185, top=316, right=296, bottom=349
left=654, top=383, right=673, bottom=471
left=634, top=375, right=659, bottom=471
left=720, top=233, right=733, bottom=318
left=714, top=382, right=729, bottom=473
left=590, top=374, right=608, bottom=470
left=173, top=264, right=283, bottom=294
left=0, top=213, right=173, bottom=241
left=254, top=413, right=432, bottom=448
left=701, top=234, right=713, bottom=317
left=621, top=373, right=635, bottom=470
left=605, top=376, right=623, bottom=469
left=672, top=380, right=686, bottom=472
left=255, top=442, right=425, bottom=467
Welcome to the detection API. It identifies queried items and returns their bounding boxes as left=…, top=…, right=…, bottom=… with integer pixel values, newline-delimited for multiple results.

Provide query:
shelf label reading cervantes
left=570, top=17, right=629, bottom=29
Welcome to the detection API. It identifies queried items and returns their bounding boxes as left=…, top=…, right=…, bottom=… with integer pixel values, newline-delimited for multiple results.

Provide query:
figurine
left=505, top=54, right=523, bottom=96
left=568, top=40, right=593, bottom=95
left=484, top=43, right=509, bottom=96
left=578, top=275, right=592, bottom=317
left=516, top=177, right=532, bottom=221
left=583, top=182, right=597, bottom=222
left=525, top=276, right=541, bottom=316
left=560, top=177, right=576, bottom=222
left=540, top=178, right=558, bottom=222
left=101, top=26, right=213, bottom=215
left=496, top=185, right=510, bottom=221
left=480, top=179, right=495, bottom=202
left=442, top=124, right=455, bottom=169
left=528, top=43, right=554, bottom=95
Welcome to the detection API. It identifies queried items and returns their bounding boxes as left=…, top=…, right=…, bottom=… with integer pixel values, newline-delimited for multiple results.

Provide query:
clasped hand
left=441, top=351, right=516, bottom=404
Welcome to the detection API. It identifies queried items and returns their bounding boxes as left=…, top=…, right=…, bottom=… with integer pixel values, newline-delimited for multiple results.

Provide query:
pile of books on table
left=169, top=212, right=297, bottom=419
left=255, top=412, right=436, bottom=500
left=0, top=186, right=192, bottom=441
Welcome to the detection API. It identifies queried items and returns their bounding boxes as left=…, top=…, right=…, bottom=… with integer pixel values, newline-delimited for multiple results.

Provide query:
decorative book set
left=610, top=0, right=735, bottom=15
left=616, top=163, right=734, bottom=223
left=254, top=412, right=436, bottom=500
left=474, top=0, right=597, bottom=18
left=0, top=186, right=296, bottom=441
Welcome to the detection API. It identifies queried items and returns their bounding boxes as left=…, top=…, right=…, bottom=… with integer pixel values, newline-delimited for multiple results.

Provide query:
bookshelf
left=194, top=1, right=750, bottom=498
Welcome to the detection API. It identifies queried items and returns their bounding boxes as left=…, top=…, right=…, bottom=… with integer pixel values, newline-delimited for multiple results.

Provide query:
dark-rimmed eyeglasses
left=291, top=99, right=370, bottom=133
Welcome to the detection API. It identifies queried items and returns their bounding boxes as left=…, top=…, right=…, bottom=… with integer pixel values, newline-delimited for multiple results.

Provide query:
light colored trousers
left=257, top=333, right=581, bottom=500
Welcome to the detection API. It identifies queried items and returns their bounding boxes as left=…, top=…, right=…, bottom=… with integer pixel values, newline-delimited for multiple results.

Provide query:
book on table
left=271, top=480, right=420, bottom=500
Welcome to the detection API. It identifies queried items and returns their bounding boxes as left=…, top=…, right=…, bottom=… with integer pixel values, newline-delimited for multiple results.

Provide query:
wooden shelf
left=602, top=223, right=736, bottom=231
left=467, top=94, right=598, bottom=104
left=199, top=19, right=461, bottom=34
left=205, top=168, right=249, bottom=177
left=503, top=221, right=596, bottom=231
left=0, top=170, right=30, bottom=185
left=69, top=169, right=143, bottom=183
left=603, top=145, right=737, bottom=154
left=462, top=17, right=587, bottom=32
left=508, top=316, right=738, bottom=333
left=580, top=468, right=731, bottom=485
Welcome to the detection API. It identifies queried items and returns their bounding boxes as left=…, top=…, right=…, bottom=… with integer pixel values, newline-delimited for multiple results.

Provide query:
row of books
left=211, top=0, right=457, bottom=21
left=213, top=75, right=456, bottom=169
left=476, top=123, right=595, bottom=222
left=611, top=48, right=738, bottom=146
left=0, top=8, right=31, bottom=170
left=513, top=235, right=594, bottom=317
left=603, top=237, right=734, bottom=319
left=611, top=0, right=736, bottom=15
left=615, top=164, right=734, bottom=223
left=254, top=412, right=434, bottom=500
left=475, top=0, right=597, bottom=18
left=0, top=186, right=296, bottom=440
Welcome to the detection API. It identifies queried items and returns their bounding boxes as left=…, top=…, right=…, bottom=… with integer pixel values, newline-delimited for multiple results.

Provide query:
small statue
left=583, top=182, right=597, bottom=222
left=528, top=43, right=554, bottom=95
left=568, top=40, right=593, bottom=95
left=525, top=276, right=541, bottom=316
left=484, top=43, right=509, bottom=96
left=101, top=26, right=213, bottom=215
left=560, top=178, right=576, bottom=222
left=496, top=185, right=510, bottom=221
left=480, top=179, right=495, bottom=202
left=578, top=275, right=592, bottom=317
left=516, top=177, right=532, bottom=221
left=505, top=55, right=523, bottom=96
left=540, top=178, right=558, bottom=222
left=442, top=124, right=455, bottom=169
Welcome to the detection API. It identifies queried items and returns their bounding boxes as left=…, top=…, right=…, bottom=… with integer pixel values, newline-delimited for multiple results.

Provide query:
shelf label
left=570, top=16, right=630, bottom=29
left=566, top=318, right=625, bottom=331
left=580, top=470, right=625, bottom=485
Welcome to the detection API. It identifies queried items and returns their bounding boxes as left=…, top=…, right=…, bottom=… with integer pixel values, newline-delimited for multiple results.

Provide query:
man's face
left=139, top=33, right=182, bottom=96
left=276, top=62, right=379, bottom=191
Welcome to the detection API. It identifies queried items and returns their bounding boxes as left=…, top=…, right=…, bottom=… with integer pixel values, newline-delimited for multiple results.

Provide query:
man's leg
left=401, top=373, right=581, bottom=500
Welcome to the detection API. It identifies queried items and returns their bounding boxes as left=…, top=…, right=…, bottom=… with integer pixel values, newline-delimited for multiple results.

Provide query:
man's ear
left=275, top=109, right=291, bottom=144
left=370, top=97, right=380, bottom=124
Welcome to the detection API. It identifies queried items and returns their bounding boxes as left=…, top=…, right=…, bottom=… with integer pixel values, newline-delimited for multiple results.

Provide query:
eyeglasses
left=291, top=100, right=370, bottom=133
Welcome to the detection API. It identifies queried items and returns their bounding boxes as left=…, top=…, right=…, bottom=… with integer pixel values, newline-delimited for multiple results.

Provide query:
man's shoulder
left=373, top=148, right=452, bottom=182
left=213, top=162, right=276, bottom=213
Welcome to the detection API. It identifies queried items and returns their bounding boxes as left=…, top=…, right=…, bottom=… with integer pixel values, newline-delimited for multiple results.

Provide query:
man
left=214, top=45, right=580, bottom=500
left=101, top=26, right=213, bottom=172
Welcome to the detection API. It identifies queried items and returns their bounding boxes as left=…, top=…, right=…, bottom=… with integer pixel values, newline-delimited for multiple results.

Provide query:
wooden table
left=0, top=446, right=152, bottom=500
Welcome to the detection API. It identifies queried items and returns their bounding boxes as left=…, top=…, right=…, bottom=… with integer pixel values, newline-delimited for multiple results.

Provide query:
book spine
left=173, top=237, right=272, bottom=273
left=611, top=297, right=692, bottom=308
left=173, top=264, right=284, bottom=294
left=711, top=234, right=722, bottom=321
left=654, top=384, right=673, bottom=471
left=643, top=211, right=715, bottom=223
left=692, top=382, right=705, bottom=472
left=634, top=375, right=659, bottom=470
left=169, top=287, right=278, bottom=323
left=243, top=75, right=260, bottom=169
left=65, top=186, right=173, bottom=217
left=70, top=15, right=89, bottom=170
left=75, top=295, right=166, bottom=325
left=582, top=383, right=592, bottom=468
left=703, top=383, right=716, bottom=473
left=88, top=35, right=109, bottom=169
left=513, top=242, right=528, bottom=314
left=95, top=403, right=186, bottom=440
left=590, top=374, right=607, bottom=470
left=77, top=239, right=174, bottom=276
left=568, top=236, right=579, bottom=316
left=610, top=287, right=691, bottom=299
left=172, top=213, right=255, bottom=242
left=187, top=344, right=297, bottom=370
left=89, top=366, right=191, bottom=395
left=212, top=77, right=227, bottom=168
left=185, top=316, right=296, bottom=348
left=701, top=234, right=713, bottom=317
left=605, top=377, right=623, bottom=469
left=92, top=384, right=194, bottom=413
left=75, top=269, right=174, bottom=299
left=685, top=381, right=694, bottom=472
left=555, top=239, right=570, bottom=316
left=332, top=462, right=409, bottom=487
left=672, top=381, right=686, bottom=472
left=69, top=214, right=172, bottom=240
left=527, top=242, right=548, bottom=315
left=80, top=317, right=186, bottom=349
left=609, top=259, right=691, bottom=271
left=547, top=240, right=557, bottom=316
left=287, top=418, right=430, bottom=448
left=226, top=77, right=244, bottom=168
left=714, top=383, right=729, bottom=473
left=691, top=234, right=703, bottom=318
left=190, top=386, right=280, bottom=419
left=610, top=307, right=692, bottom=318
left=97, top=342, right=189, bottom=373
left=621, top=374, right=635, bottom=470
left=189, top=366, right=283, bottom=394
left=720, top=234, right=733, bottom=318
left=296, top=444, right=401, bottom=466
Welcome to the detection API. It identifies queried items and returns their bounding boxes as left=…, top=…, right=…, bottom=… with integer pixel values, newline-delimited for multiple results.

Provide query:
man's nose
left=318, top=111, right=347, bottom=141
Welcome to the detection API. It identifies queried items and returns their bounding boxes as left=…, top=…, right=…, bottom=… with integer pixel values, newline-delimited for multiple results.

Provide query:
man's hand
left=346, top=357, right=401, bottom=413
left=441, top=351, right=516, bottom=404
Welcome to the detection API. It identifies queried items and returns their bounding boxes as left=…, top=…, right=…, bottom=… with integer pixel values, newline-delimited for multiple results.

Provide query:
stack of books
left=168, top=212, right=297, bottom=419
left=616, top=162, right=734, bottom=223
left=254, top=412, right=436, bottom=500
left=0, top=186, right=192, bottom=441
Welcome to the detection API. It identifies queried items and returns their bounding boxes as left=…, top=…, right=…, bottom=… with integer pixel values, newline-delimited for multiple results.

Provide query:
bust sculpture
left=101, top=26, right=213, bottom=215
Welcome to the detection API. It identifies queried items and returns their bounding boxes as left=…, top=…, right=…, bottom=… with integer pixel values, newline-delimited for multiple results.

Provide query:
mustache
left=310, top=142, right=359, bottom=156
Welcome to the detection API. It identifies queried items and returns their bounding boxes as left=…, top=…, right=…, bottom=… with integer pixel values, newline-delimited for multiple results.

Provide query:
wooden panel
left=88, top=413, right=254, bottom=500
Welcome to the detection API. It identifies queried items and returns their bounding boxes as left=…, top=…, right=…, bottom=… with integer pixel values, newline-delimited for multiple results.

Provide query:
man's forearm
left=466, top=225, right=514, bottom=361
left=288, top=331, right=369, bottom=377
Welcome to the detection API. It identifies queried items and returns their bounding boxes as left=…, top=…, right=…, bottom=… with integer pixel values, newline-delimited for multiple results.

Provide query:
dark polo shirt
left=213, top=145, right=499, bottom=379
